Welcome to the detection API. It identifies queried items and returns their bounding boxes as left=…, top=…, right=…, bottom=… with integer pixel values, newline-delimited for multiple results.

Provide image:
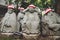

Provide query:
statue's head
left=18, top=7, right=24, bottom=12
left=28, top=4, right=36, bottom=13
left=7, top=4, right=14, bottom=9
left=7, top=4, right=14, bottom=13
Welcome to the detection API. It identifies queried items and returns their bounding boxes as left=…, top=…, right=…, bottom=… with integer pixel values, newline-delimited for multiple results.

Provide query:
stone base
left=23, top=33, right=40, bottom=40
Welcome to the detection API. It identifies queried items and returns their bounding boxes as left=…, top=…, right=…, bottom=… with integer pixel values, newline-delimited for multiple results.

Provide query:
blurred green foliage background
left=7, top=0, right=54, bottom=8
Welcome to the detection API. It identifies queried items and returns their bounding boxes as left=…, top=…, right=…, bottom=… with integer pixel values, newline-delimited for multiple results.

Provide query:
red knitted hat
left=45, top=8, right=52, bottom=14
left=8, top=4, right=14, bottom=9
left=28, top=4, right=36, bottom=8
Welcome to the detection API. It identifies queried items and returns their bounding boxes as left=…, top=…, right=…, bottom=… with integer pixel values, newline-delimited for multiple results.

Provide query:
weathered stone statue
left=1, top=4, right=17, bottom=33
left=21, top=4, right=41, bottom=39
left=17, top=7, right=25, bottom=32
left=42, top=8, right=60, bottom=35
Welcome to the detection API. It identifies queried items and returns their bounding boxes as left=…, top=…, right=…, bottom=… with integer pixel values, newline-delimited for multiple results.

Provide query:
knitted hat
left=28, top=4, right=36, bottom=8
left=8, top=4, right=14, bottom=9
left=45, top=8, right=52, bottom=14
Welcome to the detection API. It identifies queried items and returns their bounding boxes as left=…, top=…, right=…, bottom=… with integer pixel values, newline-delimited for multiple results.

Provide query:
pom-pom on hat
left=8, top=4, right=14, bottom=9
left=28, top=4, right=36, bottom=8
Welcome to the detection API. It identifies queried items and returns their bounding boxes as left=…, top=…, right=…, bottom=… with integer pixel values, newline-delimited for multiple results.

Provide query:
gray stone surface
left=0, top=0, right=6, bottom=5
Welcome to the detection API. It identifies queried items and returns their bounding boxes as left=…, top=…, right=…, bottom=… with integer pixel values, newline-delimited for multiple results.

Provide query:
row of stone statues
left=0, top=0, right=60, bottom=40
left=0, top=4, right=40, bottom=34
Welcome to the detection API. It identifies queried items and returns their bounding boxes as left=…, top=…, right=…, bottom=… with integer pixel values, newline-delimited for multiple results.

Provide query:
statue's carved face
left=29, top=7, right=35, bottom=13
left=8, top=9, right=13, bottom=14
